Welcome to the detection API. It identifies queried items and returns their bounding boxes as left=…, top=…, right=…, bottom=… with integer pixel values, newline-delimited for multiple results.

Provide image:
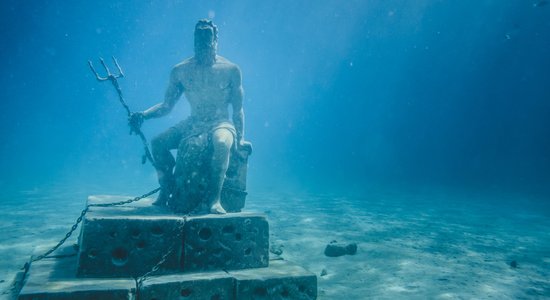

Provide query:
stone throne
left=169, top=134, right=252, bottom=214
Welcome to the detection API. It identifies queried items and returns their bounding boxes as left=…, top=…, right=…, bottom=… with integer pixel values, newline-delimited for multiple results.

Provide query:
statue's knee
left=211, top=131, right=233, bottom=153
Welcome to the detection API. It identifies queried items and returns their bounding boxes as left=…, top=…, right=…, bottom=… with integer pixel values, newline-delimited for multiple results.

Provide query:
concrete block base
left=229, top=260, right=317, bottom=300
left=14, top=195, right=317, bottom=299
left=18, top=251, right=135, bottom=300
left=138, top=271, right=234, bottom=300
left=77, top=196, right=184, bottom=278
left=183, top=213, right=269, bottom=272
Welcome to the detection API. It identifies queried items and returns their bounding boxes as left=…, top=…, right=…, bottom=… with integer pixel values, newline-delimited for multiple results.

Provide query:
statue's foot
left=210, top=202, right=227, bottom=214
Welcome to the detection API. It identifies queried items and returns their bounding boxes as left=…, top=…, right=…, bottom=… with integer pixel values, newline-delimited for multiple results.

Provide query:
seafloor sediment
left=0, top=184, right=549, bottom=299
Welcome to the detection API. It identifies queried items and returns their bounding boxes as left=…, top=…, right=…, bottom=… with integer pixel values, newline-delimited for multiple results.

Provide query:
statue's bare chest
left=182, top=66, right=231, bottom=94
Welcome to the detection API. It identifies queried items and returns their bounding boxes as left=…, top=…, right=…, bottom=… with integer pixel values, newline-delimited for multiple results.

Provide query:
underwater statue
left=129, top=19, right=251, bottom=215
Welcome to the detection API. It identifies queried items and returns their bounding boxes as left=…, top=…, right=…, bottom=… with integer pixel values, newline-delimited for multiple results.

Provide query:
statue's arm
left=231, top=66, right=245, bottom=142
left=143, top=67, right=183, bottom=119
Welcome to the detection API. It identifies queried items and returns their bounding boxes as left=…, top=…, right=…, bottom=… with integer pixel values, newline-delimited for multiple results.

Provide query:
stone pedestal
left=139, top=271, right=234, bottom=300
left=19, top=248, right=135, bottom=300
left=14, top=195, right=317, bottom=299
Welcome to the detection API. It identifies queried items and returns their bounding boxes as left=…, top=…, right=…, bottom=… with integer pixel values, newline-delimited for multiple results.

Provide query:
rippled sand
left=1, top=185, right=549, bottom=299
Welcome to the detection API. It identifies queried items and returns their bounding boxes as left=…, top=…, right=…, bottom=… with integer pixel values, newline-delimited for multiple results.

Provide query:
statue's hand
left=128, top=112, right=145, bottom=135
left=237, top=140, right=253, bottom=156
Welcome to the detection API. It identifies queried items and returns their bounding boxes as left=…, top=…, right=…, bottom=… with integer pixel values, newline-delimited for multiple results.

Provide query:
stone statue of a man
left=130, top=19, right=248, bottom=214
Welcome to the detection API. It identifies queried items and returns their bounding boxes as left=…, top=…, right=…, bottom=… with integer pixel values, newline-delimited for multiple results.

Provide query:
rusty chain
left=135, top=220, right=186, bottom=297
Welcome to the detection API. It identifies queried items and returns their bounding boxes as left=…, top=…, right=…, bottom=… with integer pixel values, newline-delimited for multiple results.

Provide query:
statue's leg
left=150, top=126, right=183, bottom=206
left=173, top=134, right=209, bottom=213
left=208, top=128, right=234, bottom=214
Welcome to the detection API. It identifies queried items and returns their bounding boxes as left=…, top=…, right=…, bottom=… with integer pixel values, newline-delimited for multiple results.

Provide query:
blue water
left=1, top=0, right=549, bottom=298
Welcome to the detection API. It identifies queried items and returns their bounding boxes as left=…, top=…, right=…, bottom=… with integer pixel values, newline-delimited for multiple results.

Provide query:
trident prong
left=88, top=56, right=124, bottom=82
left=88, top=56, right=128, bottom=114
left=112, top=56, right=124, bottom=77
left=100, top=58, right=111, bottom=77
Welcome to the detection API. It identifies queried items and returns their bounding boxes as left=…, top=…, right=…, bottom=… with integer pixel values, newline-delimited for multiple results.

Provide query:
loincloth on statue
left=171, top=117, right=237, bottom=147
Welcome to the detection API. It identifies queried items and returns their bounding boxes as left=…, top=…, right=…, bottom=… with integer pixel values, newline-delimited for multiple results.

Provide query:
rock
left=510, top=260, right=518, bottom=268
left=346, top=243, right=358, bottom=255
left=324, top=240, right=357, bottom=257
left=270, top=244, right=284, bottom=256
left=320, top=269, right=328, bottom=277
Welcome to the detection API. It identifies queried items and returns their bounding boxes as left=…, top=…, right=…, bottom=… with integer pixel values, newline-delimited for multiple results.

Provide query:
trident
left=88, top=57, right=156, bottom=167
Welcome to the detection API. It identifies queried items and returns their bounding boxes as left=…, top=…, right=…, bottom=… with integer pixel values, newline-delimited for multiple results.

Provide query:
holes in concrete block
left=253, top=287, right=267, bottom=297
left=244, top=247, right=252, bottom=256
left=111, top=247, right=129, bottom=266
left=199, top=227, right=212, bottom=241
left=222, top=225, right=235, bottom=234
left=136, top=240, right=147, bottom=249
left=211, top=294, right=221, bottom=300
left=87, top=248, right=98, bottom=259
left=180, top=288, right=192, bottom=297
left=151, top=225, right=164, bottom=236
left=235, top=233, right=242, bottom=241
left=130, top=228, right=141, bottom=239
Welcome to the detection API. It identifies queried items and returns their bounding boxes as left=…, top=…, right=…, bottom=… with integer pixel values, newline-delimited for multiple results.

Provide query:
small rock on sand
left=270, top=244, right=284, bottom=256
left=324, top=240, right=357, bottom=257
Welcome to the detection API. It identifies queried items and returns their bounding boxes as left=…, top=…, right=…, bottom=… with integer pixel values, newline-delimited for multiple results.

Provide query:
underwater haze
left=1, top=0, right=549, bottom=194
left=1, top=0, right=550, bottom=298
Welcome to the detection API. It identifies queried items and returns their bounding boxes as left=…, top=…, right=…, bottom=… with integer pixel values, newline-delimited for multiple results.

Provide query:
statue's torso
left=175, top=56, right=237, bottom=122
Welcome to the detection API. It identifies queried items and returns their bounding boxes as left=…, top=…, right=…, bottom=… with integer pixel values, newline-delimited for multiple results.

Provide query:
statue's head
left=194, top=19, right=218, bottom=64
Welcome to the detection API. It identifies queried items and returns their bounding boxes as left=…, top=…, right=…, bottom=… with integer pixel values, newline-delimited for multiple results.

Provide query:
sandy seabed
left=0, top=184, right=549, bottom=299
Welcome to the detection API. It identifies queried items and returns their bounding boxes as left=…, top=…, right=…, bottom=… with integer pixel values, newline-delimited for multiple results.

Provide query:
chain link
left=88, top=187, right=161, bottom=208
left=136, top=247, right=174, bottom=289
left=30, top=187, right=161, bottom=263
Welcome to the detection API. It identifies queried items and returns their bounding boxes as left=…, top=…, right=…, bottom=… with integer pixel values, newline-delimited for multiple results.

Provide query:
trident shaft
left=88, top=57, right=156, bottom=167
